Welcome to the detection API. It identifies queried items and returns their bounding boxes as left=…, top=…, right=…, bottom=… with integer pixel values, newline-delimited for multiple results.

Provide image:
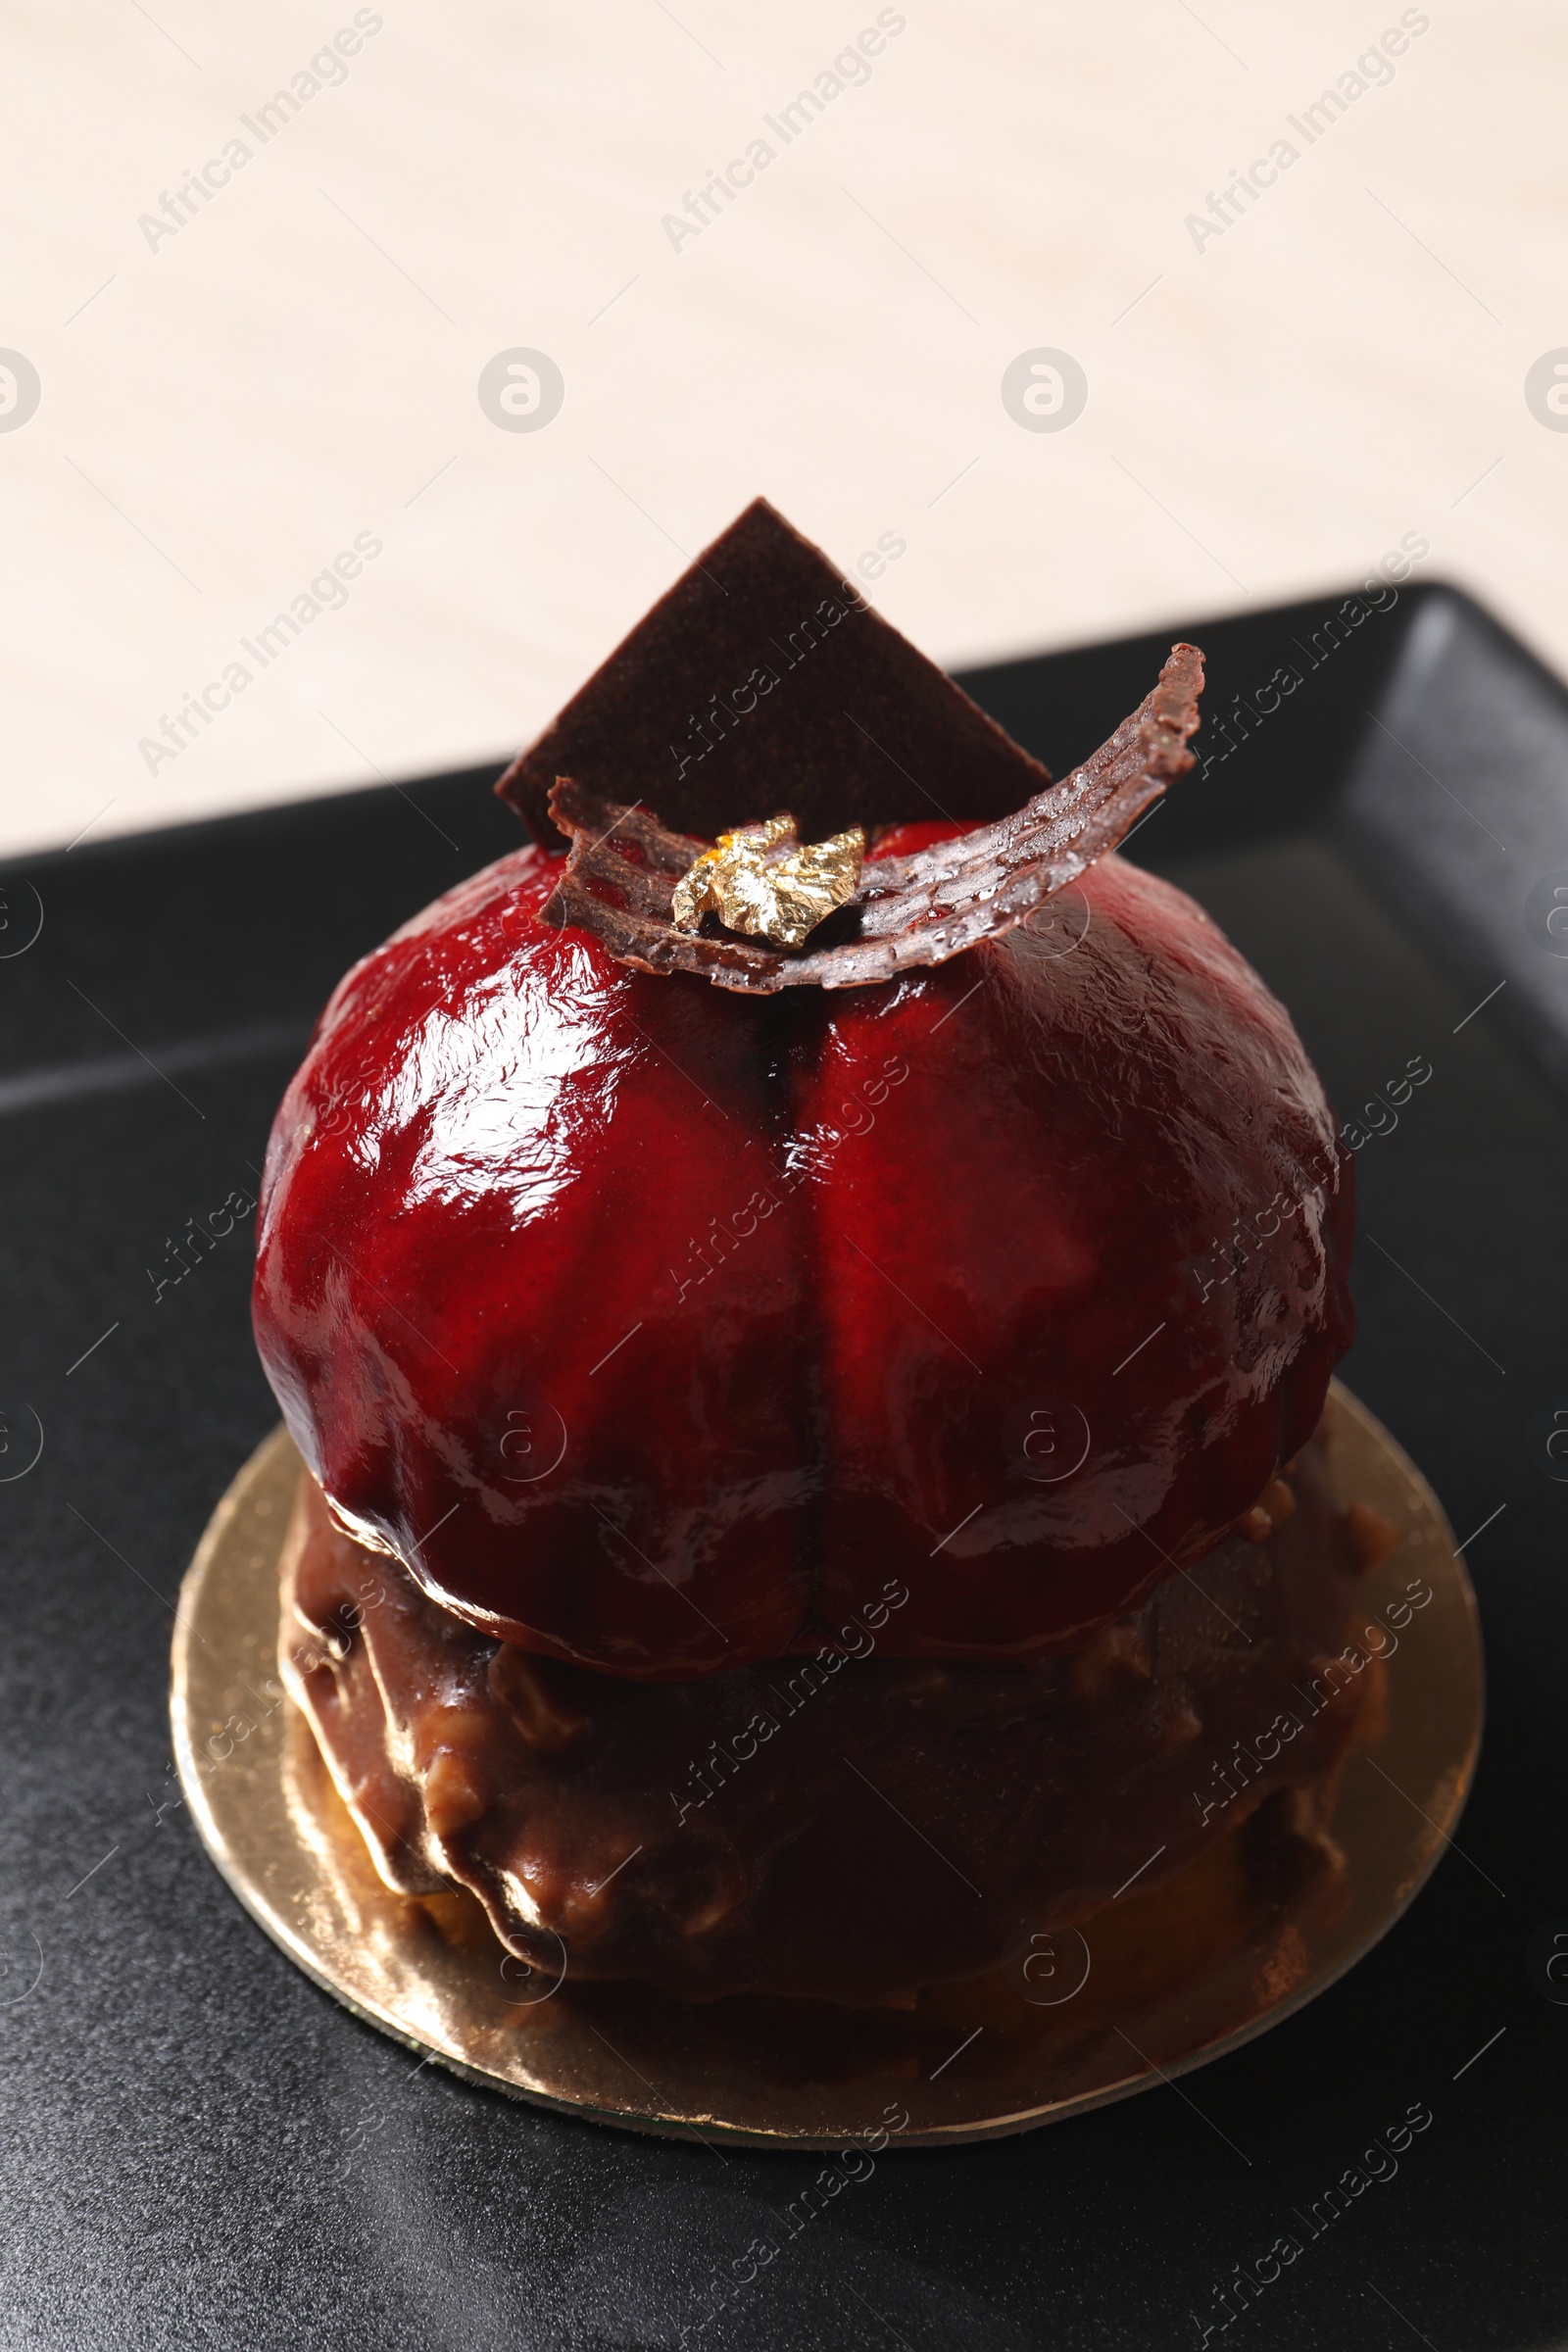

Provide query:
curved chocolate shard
left=497, top=498, right=1054, bottom=851
left=540, top=642, right=1205, bottom=995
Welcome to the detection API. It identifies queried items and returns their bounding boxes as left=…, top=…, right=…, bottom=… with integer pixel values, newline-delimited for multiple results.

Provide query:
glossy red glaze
left=253, top=843, right=1353, bottom=1679
left=867, top=819, right=975, bottom=858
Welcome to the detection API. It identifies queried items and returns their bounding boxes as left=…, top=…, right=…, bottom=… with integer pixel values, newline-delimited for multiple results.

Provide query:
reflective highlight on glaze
left=252, top=839, right=1354, bottom=1679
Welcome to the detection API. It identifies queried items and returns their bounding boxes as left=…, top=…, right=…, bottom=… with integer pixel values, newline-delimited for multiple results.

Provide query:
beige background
left=1, top=0, right=1562, bottom=859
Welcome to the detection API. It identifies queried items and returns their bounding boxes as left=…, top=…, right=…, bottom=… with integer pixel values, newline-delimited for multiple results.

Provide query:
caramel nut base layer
left=281, top=1417, right=1368, bottom=2006
left=170, top=1383, right=1483, bottom=2150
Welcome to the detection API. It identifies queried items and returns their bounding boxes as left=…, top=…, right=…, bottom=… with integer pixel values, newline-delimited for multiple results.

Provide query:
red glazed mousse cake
left=254, top=500, right=1375, bottom=2007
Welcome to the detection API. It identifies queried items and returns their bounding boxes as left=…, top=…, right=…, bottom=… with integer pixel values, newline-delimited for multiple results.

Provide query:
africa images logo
left=0, top=350, right=40, bottom=432
left=1524, top=351, right=1568, bottom=430
left=1001, top=349, right=1089, bottom=433
left=476, top=349, right=565, bottom=432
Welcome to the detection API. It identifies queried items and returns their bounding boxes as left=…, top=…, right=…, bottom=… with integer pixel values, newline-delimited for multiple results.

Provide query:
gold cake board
left=170, top=1382, right=1483, bottom=2150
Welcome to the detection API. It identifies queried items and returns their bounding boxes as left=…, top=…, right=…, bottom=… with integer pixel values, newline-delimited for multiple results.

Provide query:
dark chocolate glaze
left=281, top=1425, right=1374, bottom=2005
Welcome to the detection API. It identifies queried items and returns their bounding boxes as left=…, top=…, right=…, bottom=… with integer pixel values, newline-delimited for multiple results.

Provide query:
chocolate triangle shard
left=540, top=642, right=1204, bottom=995
left=496, top=498, right=1054, bottom=849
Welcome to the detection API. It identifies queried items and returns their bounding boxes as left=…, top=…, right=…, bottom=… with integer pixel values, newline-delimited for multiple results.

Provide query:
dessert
left=254, top=500, right=1368, bottom=2008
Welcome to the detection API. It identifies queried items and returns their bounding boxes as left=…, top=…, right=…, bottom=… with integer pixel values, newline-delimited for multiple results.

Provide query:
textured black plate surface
left=1, top=581, right=1563, bottom=2351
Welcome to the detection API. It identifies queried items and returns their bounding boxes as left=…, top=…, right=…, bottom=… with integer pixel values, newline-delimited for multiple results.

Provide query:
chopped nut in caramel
left=1344, top=1501, right=1400, bottom=1575
left=420, top=1748, right=487, bottom=1838
left=489, top=1646, right=592, bottom=1750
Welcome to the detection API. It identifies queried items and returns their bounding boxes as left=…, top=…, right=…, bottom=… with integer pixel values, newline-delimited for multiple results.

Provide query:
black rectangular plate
left=1, top=581, right=1563, bottom=2352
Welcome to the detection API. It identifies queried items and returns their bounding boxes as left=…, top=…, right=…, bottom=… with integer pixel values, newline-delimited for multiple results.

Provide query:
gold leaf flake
left=670, top=814, right=866, bottom=950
